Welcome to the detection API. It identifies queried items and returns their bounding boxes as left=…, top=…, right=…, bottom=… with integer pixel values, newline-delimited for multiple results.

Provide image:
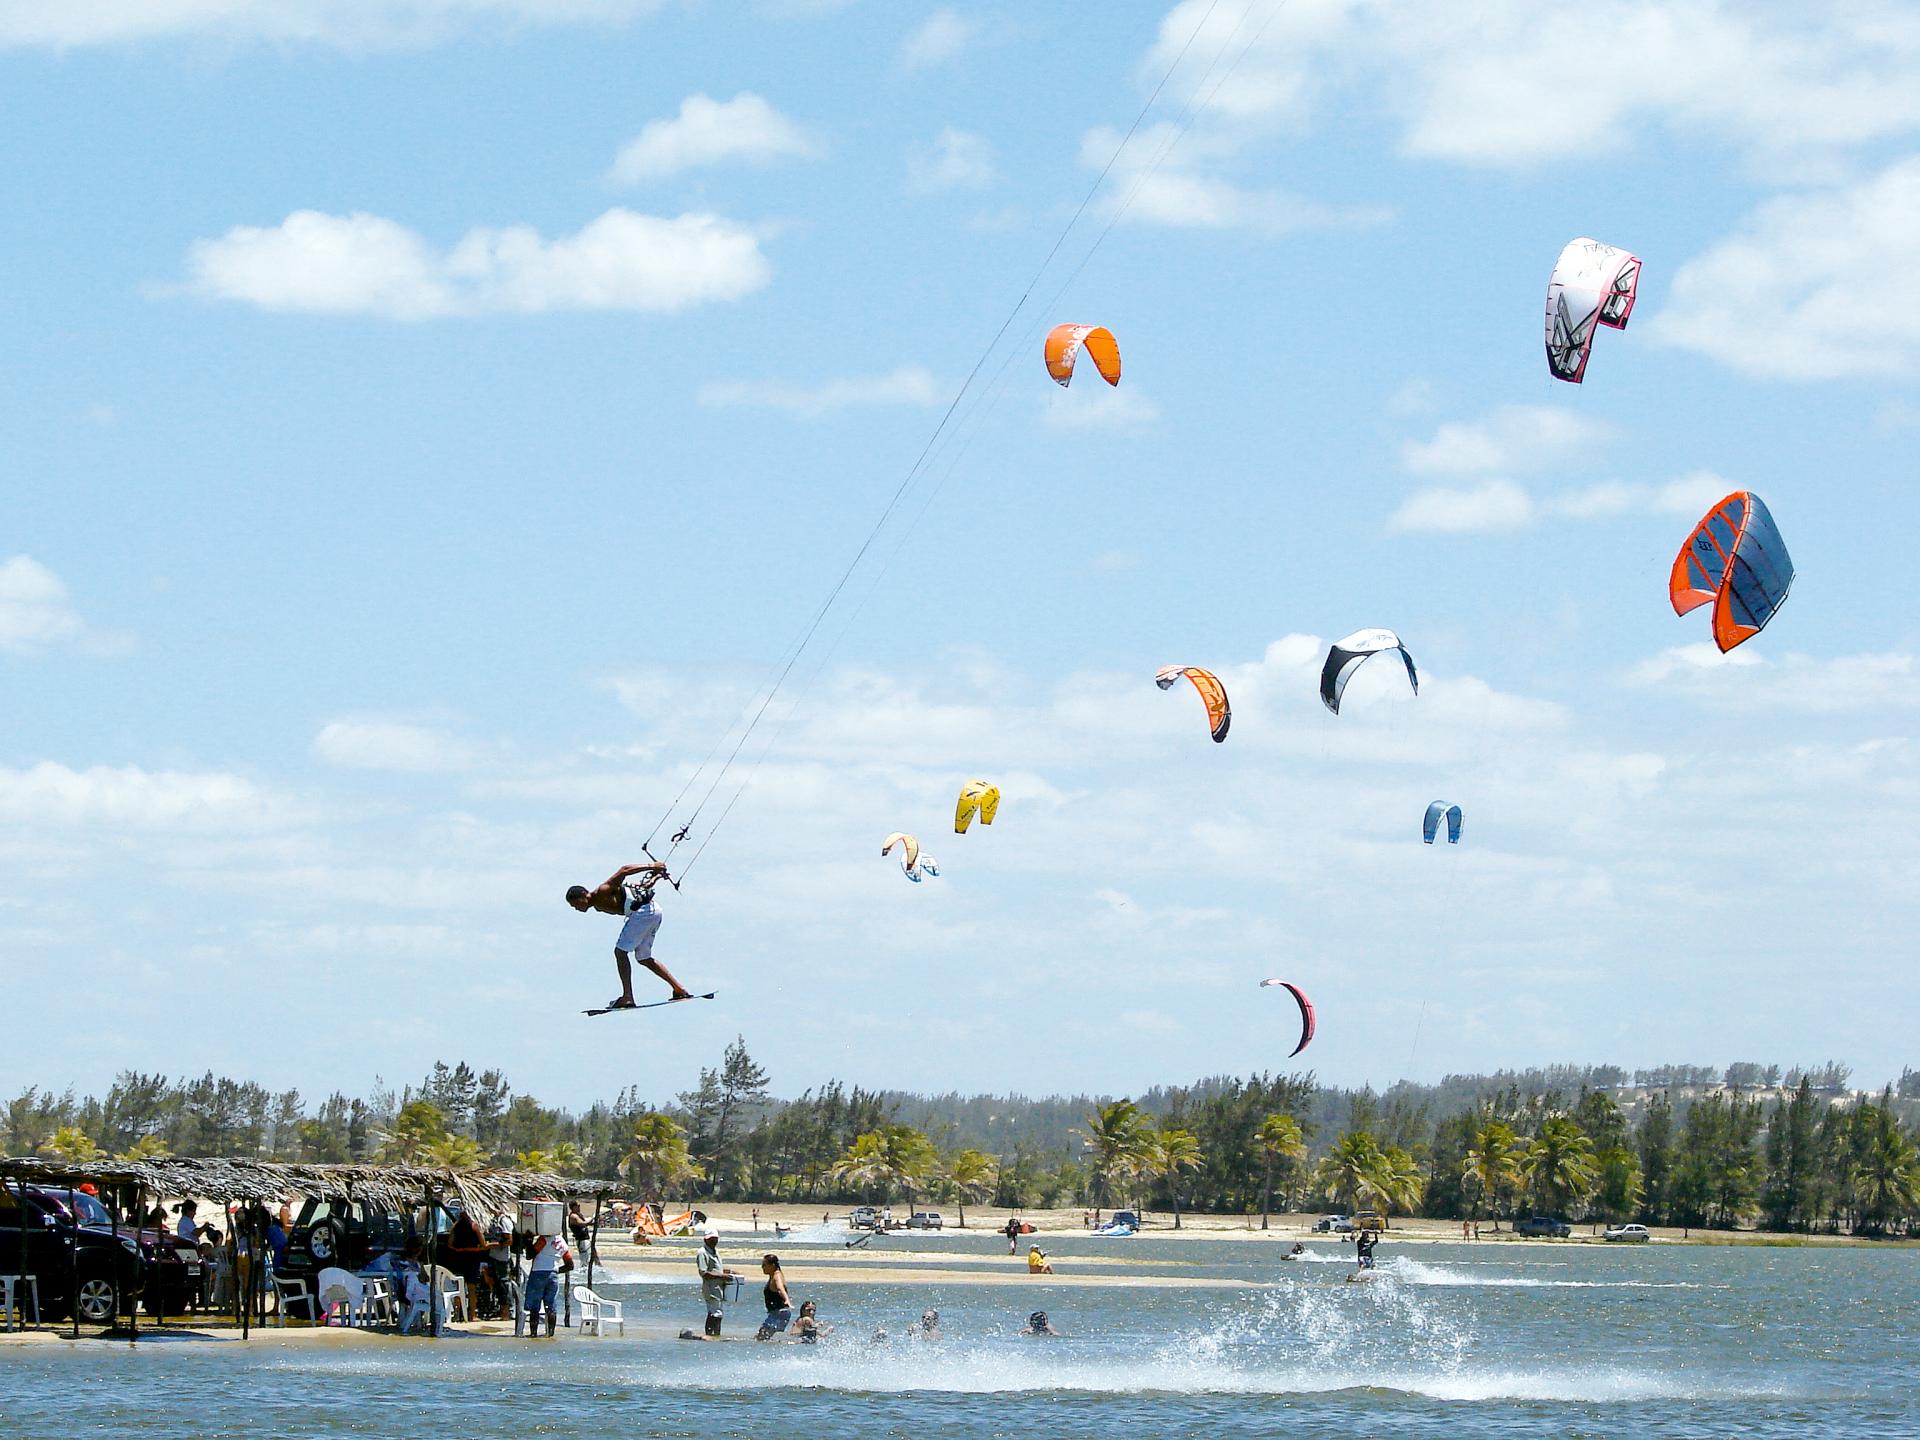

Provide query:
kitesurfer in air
left=566, top=861, right=694, bottom=1010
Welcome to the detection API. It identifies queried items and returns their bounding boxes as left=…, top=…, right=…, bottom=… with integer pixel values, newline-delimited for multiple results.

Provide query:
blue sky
left=4, top=1, right=1918, bottom=1108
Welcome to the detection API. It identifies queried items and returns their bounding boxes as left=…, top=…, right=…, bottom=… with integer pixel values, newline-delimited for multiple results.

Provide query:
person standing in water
left=566, top=860, right=695, bottom=1010
left=696, top=1228, right=743, bottom=1338
left=755, top=1254, right=793, bottom=1340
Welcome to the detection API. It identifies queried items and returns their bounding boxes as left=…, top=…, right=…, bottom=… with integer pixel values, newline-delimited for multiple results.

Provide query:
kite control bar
left=641, top=843, right=682, bottom=892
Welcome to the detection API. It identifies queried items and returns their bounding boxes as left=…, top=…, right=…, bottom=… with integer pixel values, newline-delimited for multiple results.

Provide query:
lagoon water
left=6, top=1238, right=1915, bottom=1438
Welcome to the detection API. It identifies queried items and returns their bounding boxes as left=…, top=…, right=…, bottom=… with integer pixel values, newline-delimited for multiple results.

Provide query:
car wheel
left=308, top=1220, right=343, bottom=1264
left=76, top=1274, right=119, bottom=1324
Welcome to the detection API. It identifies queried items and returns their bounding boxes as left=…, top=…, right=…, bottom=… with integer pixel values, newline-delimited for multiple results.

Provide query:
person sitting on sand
left=1021, top=1310, right=1062, bottom=1336
left=565, top=860, right=695, bottom=1010
left=755, top=1254, right=794, bottom=1341
left=794, top=1299, right=829, bottom=1343
left=1026, top=1244, right=1052, bottom=1275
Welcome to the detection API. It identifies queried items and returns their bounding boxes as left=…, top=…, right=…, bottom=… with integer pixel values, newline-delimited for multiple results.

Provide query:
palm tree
left=550, top=1141, right=586, bottom=1174
left=1463, top=1119, right=1522, bottom=1230
left=946, top=1149, right=1000, bottom=1229
left=1316, top=1130, right=1386, bottom=1215
left=425, top=1135, right=484, bottom=1171
left=621, top=1113, right=704, bottom=1199
left=378, top=1100, right=450, bottom=1164
left=1372, top=1145, right=1425, bottom=1225
left=514, top=1149, right=555, bottom=1172
left=1854, top=1111, right=1920, bottom=1234
left=44, top=1126, right=101, bottom=1163
left=1077, top=1100, right=1151, bottom=1211
left=830, top=1132, right=900, bottom=1201
left=1523, top=1116, right=1600, bottom=1216
left=1153, top=1128, right=1205, bottom=1230
left=1257, top=1114, right=1308, bottom=1229
left=117, top=1134, right=171, bottom=1163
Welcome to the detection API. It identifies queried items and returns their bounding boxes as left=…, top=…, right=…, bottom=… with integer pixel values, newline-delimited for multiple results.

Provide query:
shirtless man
left=566, top=861, right=694, bottom=1009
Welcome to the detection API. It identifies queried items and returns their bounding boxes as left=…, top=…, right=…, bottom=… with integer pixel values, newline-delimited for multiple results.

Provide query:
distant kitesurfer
left=566, top=861, right=694, bottom=1010
left=1355, top=1230, right=1378, bottom=1271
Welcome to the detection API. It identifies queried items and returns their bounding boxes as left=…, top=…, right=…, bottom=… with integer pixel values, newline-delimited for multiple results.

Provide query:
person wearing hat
left=695, top=1228, right=743, bottom=1338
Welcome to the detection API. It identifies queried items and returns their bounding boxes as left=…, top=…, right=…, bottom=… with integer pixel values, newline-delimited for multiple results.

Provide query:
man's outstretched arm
left=602, top=861, right=668, bottom=887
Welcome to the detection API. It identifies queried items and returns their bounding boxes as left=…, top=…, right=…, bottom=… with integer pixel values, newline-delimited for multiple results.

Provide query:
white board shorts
left=616, top=903, right=663, bottom=959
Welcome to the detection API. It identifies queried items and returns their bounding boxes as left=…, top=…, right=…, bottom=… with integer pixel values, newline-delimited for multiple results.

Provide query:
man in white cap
left=695, top=1228, right=742, bottom=1338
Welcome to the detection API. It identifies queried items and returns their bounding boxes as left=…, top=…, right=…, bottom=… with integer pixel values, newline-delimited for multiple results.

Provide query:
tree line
left=8, top=1050, right=1918, bottom=1236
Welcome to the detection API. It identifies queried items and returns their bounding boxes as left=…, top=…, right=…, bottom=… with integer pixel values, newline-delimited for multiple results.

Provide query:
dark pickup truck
left=0, top=1182, right=147, bottom=1323
left=1514, top=1215, right=1573, bottom=1239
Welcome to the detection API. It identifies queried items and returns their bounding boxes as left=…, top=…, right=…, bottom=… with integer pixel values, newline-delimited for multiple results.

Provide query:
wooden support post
left=425, top=1180, right=438, bottom=1339
left=66, top=1183, right=79, bottom=1339
left=129, top=1185, right=141, bottom=1342
left=587, top=1193, right=603, bottom=1296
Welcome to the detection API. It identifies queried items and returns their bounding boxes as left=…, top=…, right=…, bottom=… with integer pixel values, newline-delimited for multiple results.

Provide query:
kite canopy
left=1320, top=630, right=1418, bottom=714
left=955, top=779, right=1001, bottom=834
left=882, top=831, right=920, bottom=872
left=1423, top=801, right=1463, bottom=845
left=1044, top=323, right=1122, bottom=388
left=1669, top=491, right=1795, bottom=652
left=1260, top=979, right=1317, bottom=1058
left=1545, top=238, right=1641, bottom=383
left=1155, top=664, right=1231, bottom=743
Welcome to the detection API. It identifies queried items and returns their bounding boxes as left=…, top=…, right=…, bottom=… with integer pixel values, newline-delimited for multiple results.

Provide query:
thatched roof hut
left=1, top=1156, right=614, bottom=1216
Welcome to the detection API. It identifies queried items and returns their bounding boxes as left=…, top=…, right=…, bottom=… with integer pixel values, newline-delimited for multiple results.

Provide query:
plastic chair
left=270, top=1273, right=314, bottom=1327
left=315, top=1267, right=364, bottom=1326
left=573, top=1285, right=624, bottom=1337
left=427, top=1267, right=468, bottom=1323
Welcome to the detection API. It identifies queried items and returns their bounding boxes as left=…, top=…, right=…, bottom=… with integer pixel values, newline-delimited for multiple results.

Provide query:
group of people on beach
left=687, top=1231, right=1067, bottom=1343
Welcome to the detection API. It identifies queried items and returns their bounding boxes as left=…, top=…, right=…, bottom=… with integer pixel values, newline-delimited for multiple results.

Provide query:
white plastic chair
left=573, top=1285, right=624, bottom=1336
left=427, top=1266, right=468, bottom=1324
left=270, top=1273, right=314, bottom=1327
left=315, top=1267, right=365, bottom=1326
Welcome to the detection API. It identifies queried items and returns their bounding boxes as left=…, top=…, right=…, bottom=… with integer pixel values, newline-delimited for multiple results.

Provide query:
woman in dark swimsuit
left=755, top=1254, right=794, bottom=1340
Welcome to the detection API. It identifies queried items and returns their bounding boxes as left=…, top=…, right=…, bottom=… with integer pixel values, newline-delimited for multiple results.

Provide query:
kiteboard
left=584, top=992, right=716, bottom=1017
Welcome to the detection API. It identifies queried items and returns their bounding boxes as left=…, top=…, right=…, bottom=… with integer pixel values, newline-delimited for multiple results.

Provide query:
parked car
left=279, top=1194, right=451, bottom=1283
left=1352, top=1211, right=1386, bottom=1232
left=0, top=1182, right=145, bottom=1324
left=1312, top=1214, right=1354, bottom=1233
left=27, top=1186, right=201, bottom=1315
left=1107, top=1210, right=1140, bottom=1230
left=1514, top=1215, right=1572, bottom=1238
left=1603, top=1223, right=1651, bottom=1243
left=847, top=1206, right=880, bottom=1231
left=906, top=1211, right=943, bottom=1230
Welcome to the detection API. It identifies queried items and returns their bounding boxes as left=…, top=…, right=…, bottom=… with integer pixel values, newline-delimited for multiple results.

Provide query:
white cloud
left=1391, top=469, right=1733, bottom=534
left=907, top=128, right=997, bottom=193
left=1145, top=1, right=1920, bottom=170
left=314, top=719, right=486, bottom=773
left=179, top=208, right=770, bottom=319
left=0, top=762, right=289, bottom=831
left=609, top=93, right=821, bottom=184
left=899, top=8, right=974, bottom=69
left=1079, top=123, right=1389, bottom=235
left=1655, top=155, right=1920, bottom=380
left=696, top=364, right=940, bottom=419
left=1629, top=647, right=1920, bottom=712
left=0, top=0, right=667, bottom=49
left=1389, top=479, right=1535, bottom=533
left=1401, top=405, right=1612, bottom=476
left=1043, top=386, right=1163, bottom=431
left=0, top=555, right=122, bottom=656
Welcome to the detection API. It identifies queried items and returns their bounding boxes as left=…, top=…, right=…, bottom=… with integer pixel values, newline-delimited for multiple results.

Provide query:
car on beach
left=847, top=1207, right=880, bottom=1230
left=1514, top=1215, right=1573, bottom=1238
left=1352, top=1211, right=1386, bottom=1232
left=1312, top=1215, right=1354, bottom=1233
left=279, top=1194, right=460, bottom=1282
left=27, top=1186, right=203, bottom=1315
left=907, top=1211, right=943, bottom=1230
left=0, top=1182, right=146, bottom=1323
left=1603, top=1223, right=1651, bottom=1243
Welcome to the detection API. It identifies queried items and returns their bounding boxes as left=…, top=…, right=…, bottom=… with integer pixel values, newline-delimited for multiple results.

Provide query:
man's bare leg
left=612, top=950, right=637, bottom=1006
left=641, top=956, right=694, bottom=1000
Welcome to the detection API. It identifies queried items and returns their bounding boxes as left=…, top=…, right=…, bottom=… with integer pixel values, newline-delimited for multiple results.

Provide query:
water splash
left=1390, top=1258, right=1701, bottom=1290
